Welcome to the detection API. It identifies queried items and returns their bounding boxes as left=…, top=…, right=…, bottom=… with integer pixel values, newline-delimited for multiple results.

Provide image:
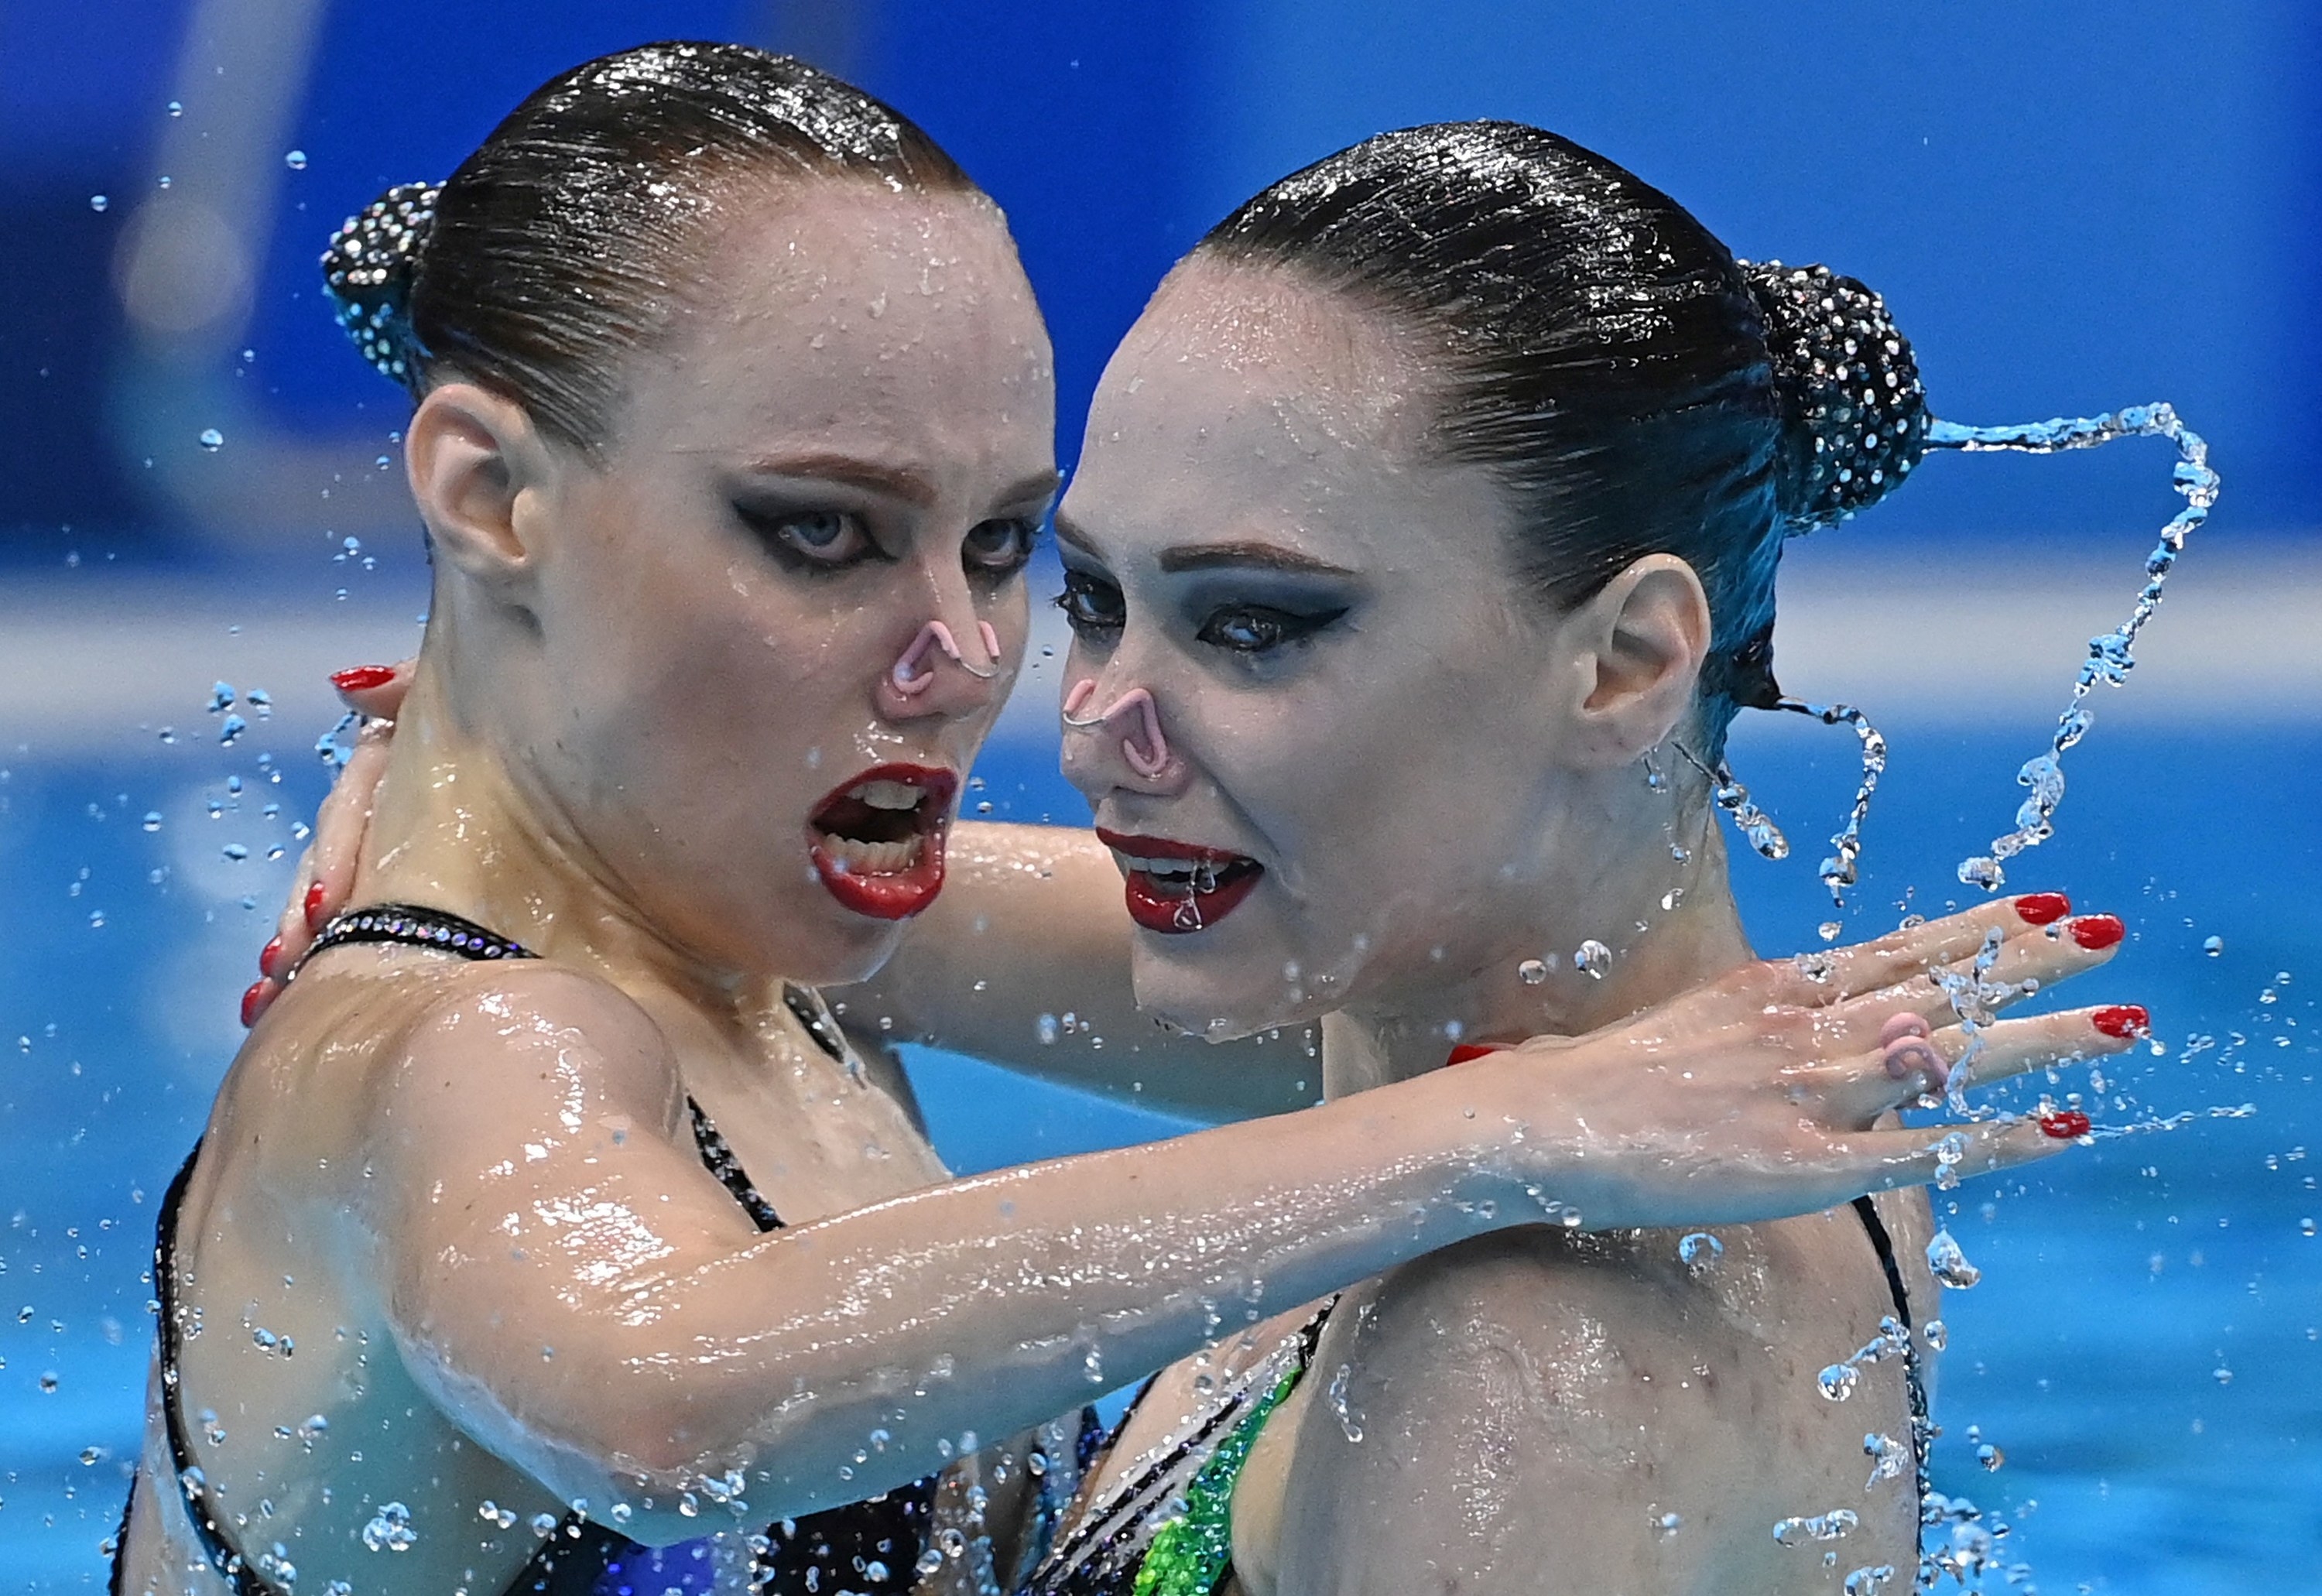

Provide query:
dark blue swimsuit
left=115, top=906, right=943, bottom=1596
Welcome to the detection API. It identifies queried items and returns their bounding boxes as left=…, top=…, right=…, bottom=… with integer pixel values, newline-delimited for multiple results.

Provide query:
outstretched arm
left=365, top=899, right=2127, bottom=1544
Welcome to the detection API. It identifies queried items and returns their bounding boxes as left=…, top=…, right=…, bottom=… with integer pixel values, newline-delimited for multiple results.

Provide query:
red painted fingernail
left=241, top=979, right=272, bottom=1029
left=2092, top=1004, right=2149, bottom=1039
left=2038, top=1109, right=2092, bottom=1140
left=2014, top=892, right=2072, bottom=926
left=2069, top=914, right=2125, bottom=950
left=331, top=665, right=397, bottom=692
left=303, top=881, right=328, bottom=931
left=1446, top=1042, right=1504, bottom=1067
left=258, top=935, right=284, bottom=979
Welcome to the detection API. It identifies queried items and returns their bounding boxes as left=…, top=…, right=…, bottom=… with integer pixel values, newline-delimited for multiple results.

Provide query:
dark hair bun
left=1742, top=261, right=1929, bottom=531
left=321, top=181, right=443, bottom=392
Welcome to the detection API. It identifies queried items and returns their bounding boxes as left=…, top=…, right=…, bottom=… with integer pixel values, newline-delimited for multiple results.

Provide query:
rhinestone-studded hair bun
left=321, top=181, right=443, bottom=392
left=1740, top=261, right=1929, bottom=533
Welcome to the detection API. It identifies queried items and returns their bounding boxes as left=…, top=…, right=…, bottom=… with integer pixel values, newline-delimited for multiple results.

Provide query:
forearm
left=498, top=1067, right=1536, bottom=1526
left=861, top=821, right=1317, bottom=1121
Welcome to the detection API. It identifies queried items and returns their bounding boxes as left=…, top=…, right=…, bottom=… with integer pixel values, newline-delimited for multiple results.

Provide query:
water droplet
left=1843, top=1565, right=1896, bottom=1595
left=1921, top=1318, right=1947, bottom=1351
left=1818, top=920, right=1844, bottom=944
left=1772, top=1508, right=1858, bottom=1546
left=284, top=149, right=307, bottom=170
left=1516, top=957, right=1549, bottom=985
left=142, top=812, right=163, bottom=832
left=166, top=100, right=183, bottom=117
left=1925, top=1228, right=1981, bottom=1289
left=1574, top=939, right=1611, bottom=979
left=197, top=428, right=224, bottom=452
left=2203, top=934, right=2225, bottom=957
left=1976, top=1442, right=2005, bottom=1471
left=1676, top=1231, right=1722, bottom=1265
left=361, top=1502, right=416, bottom=1553
left=1861, top=1432, right=1910, bottom=1486
left=1817, top=1363, right=1860, bottom=1401
left=1326, top=1362, right=1364, bottom=1443
left=1652, top=1511, right=1682, bottom=1538
left=1036, top=1013, right=1059, bottom=1045
left=528, top=1512, right=557, bottom=1538
left=89, top=194, right=108, bottom=212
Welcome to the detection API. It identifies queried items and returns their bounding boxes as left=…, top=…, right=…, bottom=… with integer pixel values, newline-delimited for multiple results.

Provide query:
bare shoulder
left=1272, top=1224, right=1903, bottom=1594
left=361, top=958, right=687, bottom=1170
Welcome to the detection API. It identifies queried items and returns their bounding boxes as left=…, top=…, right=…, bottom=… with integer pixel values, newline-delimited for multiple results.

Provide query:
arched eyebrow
left=1156, top=541, right=1358, bottom=577
left=741, top=453, right=1060, bottom=514
left=1053, top=517, right=1359, bottom=579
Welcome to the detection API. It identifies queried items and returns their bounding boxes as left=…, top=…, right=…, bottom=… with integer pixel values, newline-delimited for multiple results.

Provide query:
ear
left=405, top=382, right=560, bottom=598
left=1553, top=554, right=1713, bottom=766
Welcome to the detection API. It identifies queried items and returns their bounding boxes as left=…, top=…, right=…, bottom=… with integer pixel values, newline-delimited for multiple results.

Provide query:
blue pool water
left=2, top=695, right=2316, bottom=1592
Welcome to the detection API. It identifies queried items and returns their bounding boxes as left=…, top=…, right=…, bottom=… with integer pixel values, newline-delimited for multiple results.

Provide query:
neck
left=1320, top=797, right=1755, bottom=1098
left=350, top=655, right=769, bottom=1022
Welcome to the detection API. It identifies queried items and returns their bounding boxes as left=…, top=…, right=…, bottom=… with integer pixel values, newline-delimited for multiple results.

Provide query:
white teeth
left=823, top=833, right=924, bottom=875
left=851, top=779, right=926, bottom=812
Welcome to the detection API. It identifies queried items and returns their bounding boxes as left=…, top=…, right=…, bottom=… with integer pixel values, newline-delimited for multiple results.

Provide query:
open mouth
left=1095, top=827, right=1265, bottom=935
left=807, top=763, right=958, bottom=920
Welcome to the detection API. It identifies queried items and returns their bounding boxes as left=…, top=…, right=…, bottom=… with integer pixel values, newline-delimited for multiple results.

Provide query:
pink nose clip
left=1063, top=678, right=1171, bottom=779
left=892, top=620, right=1003, bottom=694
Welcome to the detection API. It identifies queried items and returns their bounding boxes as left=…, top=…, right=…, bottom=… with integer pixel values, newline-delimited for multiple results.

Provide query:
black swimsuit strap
left=1851, top=1196, right=1934, bottom=1511
left=149, top=1143, right=274, bottom=1596
left=135, top=902, right=931, bottom=1596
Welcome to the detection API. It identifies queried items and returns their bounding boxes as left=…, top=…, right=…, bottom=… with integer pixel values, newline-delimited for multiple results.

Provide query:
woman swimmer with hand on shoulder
left=144, top=43, right=2135, bottom=1596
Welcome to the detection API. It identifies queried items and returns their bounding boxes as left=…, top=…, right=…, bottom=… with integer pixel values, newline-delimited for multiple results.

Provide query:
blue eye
left=736, top=505, right=875, bottom=569
left=963, top=518, right=1037, bottom=579
left=1195, top=604, right=1345, bottom=655
left=1056, top=570, right=1125, bottom=639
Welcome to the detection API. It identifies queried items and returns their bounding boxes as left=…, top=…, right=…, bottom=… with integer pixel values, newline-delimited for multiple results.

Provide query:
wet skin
left=1050, top=259, right=2135, bottom=1596
left=193, top=195, right=2131, bottom=1596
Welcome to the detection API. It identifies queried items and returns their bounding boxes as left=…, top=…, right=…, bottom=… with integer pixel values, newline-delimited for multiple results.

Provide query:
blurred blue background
left=3, top=3, right=2318, bottom=1593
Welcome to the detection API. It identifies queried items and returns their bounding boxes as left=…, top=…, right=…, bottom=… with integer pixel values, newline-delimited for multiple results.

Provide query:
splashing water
left=1773, top=1507, right=1860, bottom=1546
left=361, top=1502, right=416, bottom=1553
left=1930, top=926, right=2035, bottom=1114
left=1816, top=1315, right=1911, bottom=1402
left=1861, top=1431, right=1912, bottom=1488
left=1773, top=699, right=1888, bottom=907
left=1678, top=744, right=1790, bottom=861
left=1933, top=404, right=2219, bottom=890
left=1924, top=1228, right=1982, bottom=1290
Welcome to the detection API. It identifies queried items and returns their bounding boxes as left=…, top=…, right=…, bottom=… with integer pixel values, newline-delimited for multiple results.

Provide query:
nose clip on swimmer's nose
left=1062, top=678, right=1171, bottom=779
left=891, top=620, right=1004, bottom=693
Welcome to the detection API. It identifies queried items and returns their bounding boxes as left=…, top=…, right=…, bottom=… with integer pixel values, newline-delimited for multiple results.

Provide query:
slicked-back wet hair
left=1197, top=122, right=1925, bottom=755
left=324, top=41, right=982, bottom=454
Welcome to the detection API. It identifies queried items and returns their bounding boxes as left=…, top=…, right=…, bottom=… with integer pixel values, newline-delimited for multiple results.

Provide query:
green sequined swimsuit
left=1019, top=1303, right=1331, bottom=1596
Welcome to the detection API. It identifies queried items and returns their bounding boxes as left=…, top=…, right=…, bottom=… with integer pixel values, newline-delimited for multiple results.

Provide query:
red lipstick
left=1096, top=827, right=1265, bottom=935
left=806, top=763, right=957, bottom=920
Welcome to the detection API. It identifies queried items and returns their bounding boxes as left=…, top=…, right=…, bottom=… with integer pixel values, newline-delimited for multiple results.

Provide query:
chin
left=1128, top=922, right=1333, bottom=1044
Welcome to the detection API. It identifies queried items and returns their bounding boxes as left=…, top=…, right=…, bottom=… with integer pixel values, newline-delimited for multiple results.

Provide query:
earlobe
left=1565, top=556, right=1712, bottom=765
left=405, top=383, right=553, bottom=591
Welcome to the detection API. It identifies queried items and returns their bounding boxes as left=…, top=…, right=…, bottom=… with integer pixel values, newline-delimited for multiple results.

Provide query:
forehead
left=1064, top=259, right=1502, bottom=564
left=615, top=180, right=1055, bottom=464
